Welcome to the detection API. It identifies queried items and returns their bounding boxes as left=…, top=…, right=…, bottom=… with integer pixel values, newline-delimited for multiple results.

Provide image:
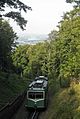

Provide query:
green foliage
left=12, top=45, right=30, bottom=75
left=66, top=0, right=80, bottom=7
left=12, top=41, right=56, bottom=78
left=48, top=30, right=58, bottom=40
left=0, top=19, right=17, bottom=71
left=39, top=81, right=80, bottom=119
left=59, top=77, right=70, bottom=88
left=0, top=71, right=28, bottom=109
left=52, top=7, right=80, bottom=84
left=68, top=87, right=75, bottom=95
left=0, top=0, right=32, bottom=30
left=12, top=6, right=80, bottom=87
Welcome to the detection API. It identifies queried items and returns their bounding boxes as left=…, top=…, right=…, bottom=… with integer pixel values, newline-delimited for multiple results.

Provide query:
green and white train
left=25, top=76, right=48, bottom=109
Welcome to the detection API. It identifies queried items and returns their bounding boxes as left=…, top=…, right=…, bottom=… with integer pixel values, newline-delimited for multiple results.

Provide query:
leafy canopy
left=0, top=0, right=32, bottom=30
left=0, top=18, right=17, bottom=71
left=66, top=0, right=80, bottom=7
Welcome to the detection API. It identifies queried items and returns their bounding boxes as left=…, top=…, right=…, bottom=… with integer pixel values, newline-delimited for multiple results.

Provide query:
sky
left=11, top=0, right=73, bottom=36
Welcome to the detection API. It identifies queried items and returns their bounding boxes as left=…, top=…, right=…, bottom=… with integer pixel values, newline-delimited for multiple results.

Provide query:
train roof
left=28, top=76, right=48, bottom=90
left=35, top=76, right=48, bottom=81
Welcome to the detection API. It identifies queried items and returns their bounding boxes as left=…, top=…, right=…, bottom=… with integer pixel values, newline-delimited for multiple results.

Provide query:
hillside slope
left=0, top=72, right=28, bottom=109
left=39, top=80, right=80, bottom=119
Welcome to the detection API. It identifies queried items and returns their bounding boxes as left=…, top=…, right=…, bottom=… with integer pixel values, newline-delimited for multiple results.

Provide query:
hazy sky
left=11, top=0, right=73, bottom=36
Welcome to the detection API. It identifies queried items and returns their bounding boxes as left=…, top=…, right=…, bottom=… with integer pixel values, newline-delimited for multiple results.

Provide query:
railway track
left=27, top=110, right=40, bottom=119
left=31, top=111, right=39, bottom=119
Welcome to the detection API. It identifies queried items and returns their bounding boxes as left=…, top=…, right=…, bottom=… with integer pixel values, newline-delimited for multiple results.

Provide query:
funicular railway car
left=25, top=76, right=48, bottom=109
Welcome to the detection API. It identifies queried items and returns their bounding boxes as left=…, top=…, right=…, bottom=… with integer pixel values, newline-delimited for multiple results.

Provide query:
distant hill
left=16, top=34, right=48, bottom=45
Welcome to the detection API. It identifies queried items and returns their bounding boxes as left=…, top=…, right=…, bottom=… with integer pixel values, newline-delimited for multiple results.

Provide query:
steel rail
left=31, top=111, right=36, bottom=119
left=31, top=111, right=39, bottom=119
left=26, top=110, right=39, bottom=119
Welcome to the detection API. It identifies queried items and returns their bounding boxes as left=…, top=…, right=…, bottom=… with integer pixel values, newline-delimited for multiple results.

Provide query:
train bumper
left=25, top=99, right=45, bottom=109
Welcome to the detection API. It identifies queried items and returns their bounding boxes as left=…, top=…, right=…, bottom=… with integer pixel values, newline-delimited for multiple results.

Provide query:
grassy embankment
left=40, top=79, right=80, bottom=119
left=0, top=71, right=29, bottom=109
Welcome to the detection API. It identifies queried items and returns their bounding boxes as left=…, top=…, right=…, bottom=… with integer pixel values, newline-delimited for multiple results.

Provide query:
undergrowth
left=0, top=71, right=28, bottom=109
left=39, top=79, right=80, bottom=119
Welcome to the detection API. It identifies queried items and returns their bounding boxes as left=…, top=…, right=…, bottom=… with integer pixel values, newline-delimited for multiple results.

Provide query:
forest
left=0, top=0, right=80, bottom=119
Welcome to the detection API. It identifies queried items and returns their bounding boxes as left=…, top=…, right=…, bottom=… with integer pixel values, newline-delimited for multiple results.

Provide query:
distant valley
left=16, top=34, right=48, bottom=45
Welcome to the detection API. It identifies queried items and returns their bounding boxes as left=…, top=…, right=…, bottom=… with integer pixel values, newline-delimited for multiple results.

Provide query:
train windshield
left=28, top=92, right=43, bottom=99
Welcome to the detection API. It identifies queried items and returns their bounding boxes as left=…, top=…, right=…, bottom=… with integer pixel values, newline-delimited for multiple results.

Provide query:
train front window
left=28, top=92, right=35, bottom=99
left=28, top=92, right=43, bottom=99
left=35, top=92, right=43, bottom=99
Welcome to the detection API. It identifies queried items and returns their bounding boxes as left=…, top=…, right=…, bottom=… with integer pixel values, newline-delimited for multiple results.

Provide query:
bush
left=68, top=88, right=75, bottom=96
left=60, top=77, right=70, bottom=88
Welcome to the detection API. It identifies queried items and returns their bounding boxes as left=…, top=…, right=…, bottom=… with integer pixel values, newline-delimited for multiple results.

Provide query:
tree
left=48, top=30, right=58, bottom=41
left=46, top=5, right=80, bottom=87
left=12, top=45, right=30, bottom=75
left=12, top=42, right=52, bottom=78
left=0, top=0, right=32, bottom=30
left=66, top=0, right=80, bottom=7
left=54, top=7, right=80, bottom=85
left=0, top=19, right=17, bottom=71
